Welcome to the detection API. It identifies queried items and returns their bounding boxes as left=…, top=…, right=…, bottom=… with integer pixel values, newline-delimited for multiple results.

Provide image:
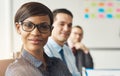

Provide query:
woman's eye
left=24, top=22, right=33, bottom=28
left=38, top=23, right=50, bottom=29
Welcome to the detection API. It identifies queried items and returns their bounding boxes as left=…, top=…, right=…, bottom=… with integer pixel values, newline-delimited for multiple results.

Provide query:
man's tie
left=72, top=47, right=77, bottom=55
left=59, top=49, right=67, bottom=65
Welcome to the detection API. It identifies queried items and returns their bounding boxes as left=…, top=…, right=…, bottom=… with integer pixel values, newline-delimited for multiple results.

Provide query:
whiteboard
left=78, top=0, right=120, bottom=48
left=81, top=19, right=120, bottom=48
left=12, top=0, right=120, bottom=49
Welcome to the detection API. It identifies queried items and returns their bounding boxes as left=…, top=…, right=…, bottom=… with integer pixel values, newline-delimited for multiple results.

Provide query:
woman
left=5, top=2, right=71, bottom=76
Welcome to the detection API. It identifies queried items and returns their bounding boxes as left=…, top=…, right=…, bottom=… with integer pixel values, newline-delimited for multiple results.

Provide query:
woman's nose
left=31, top=27, right=41, bottom=35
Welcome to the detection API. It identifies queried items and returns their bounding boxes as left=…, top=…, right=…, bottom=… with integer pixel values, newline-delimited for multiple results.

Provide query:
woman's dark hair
left=52, top=8, right=73, bottom=19
left=15, top=2, right=53, bottom=26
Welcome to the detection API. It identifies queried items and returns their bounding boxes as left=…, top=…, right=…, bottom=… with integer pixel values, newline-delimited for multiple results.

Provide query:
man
left=44, top=9, right=81, bottom=76
left=67, top=25, right=94, bottom=74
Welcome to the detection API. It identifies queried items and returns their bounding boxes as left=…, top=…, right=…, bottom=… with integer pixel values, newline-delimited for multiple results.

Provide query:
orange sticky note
left=99, top=2, right=104, bottom=7
left=85, top=8, right=89, bottom=13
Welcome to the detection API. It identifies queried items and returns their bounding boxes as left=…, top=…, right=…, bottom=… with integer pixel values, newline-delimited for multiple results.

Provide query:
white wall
left=0, top=0, right=13, bottom=59
left=90, top=50, right=120, bottom=69
left=0, top=0, right=120, bottom=69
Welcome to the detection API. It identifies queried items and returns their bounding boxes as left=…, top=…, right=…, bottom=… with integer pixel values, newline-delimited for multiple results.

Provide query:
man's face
left=70, top=27, right=83, bottom=43
left=52, top=13, right=72, bottom=45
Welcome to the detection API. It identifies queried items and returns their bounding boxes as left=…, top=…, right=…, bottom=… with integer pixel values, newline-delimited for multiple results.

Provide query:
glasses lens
left=37, top=23, right=50, bottom=33
left=22, top=22, right=34, bottom=32
left=20, top=21, right=51, bottom=33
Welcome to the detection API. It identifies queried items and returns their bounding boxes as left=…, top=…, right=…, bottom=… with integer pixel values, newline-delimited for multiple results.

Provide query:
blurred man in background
left=67, top=25, right=94, bottom=75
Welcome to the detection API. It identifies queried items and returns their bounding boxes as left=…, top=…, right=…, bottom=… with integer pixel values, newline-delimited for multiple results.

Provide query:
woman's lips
left=29, top=39, right=42, bottom=45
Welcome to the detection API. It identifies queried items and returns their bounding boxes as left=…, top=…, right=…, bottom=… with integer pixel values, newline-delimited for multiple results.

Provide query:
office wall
left=12, top=0, right=120, bottom=48
left=0, top=0, right=13, bottom=59
left=0, top=0, right=120, bottom=69
left=90, top=50, right=120, bottom=69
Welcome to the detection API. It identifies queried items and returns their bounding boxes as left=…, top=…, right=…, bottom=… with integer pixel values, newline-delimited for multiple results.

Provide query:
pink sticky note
left=98, top=14, right=104, bottom=18
left=116, top=8, right=120, bottom=13
left=107, top=2, right=113, bottom=7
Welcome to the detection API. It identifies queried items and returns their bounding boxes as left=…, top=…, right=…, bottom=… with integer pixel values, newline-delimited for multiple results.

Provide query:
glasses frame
left=19, top=21, right=51, bottom=34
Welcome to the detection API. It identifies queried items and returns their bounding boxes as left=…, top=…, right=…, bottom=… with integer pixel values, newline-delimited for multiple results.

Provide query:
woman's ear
left=15, top=22, right=21, bottom=35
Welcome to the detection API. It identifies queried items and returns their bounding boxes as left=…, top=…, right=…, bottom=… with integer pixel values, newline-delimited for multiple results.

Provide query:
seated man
left=44, top=9, right=81, bottom=76
left=67, top=25, right=94, bottom=74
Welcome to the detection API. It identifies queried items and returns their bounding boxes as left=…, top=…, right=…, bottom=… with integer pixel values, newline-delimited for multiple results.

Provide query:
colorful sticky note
left=99, top=2, right=104, bottom=7
left=107, top=2, right=113, bottom=7
left=106, top=14, right=113, bottom=18
left=106, top=8, right=113, bottom=13
left=98, top=8, right=105, bottom=13
left=84, top=14, right=89, bottom=19
left=115, top=14, right=120, bottom=19
left=98, top=14, right=105, bottom=18
left=91, top=14, right=96, bottom=18
left=116, top=8, right=120, bottom=13
left=84, top=8, right=89, bottom=13
left=91, top=2, right=97, bottom=7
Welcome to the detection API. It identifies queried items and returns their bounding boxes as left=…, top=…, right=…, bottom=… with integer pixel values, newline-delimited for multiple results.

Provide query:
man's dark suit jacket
left=66, top=43, right=94, bottom=75
left=75, top=49, right=94, bottom=73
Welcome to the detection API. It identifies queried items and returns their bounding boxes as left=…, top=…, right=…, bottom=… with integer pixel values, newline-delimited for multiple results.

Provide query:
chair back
left=0, top=59, right=14, bottom=76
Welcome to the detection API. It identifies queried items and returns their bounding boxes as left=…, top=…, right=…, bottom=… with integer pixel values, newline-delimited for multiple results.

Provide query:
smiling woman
left=5, top=2, right=72, bottom=76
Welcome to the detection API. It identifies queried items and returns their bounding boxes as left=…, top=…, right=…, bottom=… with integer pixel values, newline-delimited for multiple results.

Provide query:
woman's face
left=16, top=15, right=51, bottom=52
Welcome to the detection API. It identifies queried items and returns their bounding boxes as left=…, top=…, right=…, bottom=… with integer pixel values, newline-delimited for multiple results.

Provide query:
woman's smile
left=28, top=38, right=43, bottom=45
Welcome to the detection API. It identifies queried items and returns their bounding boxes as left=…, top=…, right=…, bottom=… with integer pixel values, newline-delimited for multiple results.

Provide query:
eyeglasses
left=19, top=21, right=51, bottom=34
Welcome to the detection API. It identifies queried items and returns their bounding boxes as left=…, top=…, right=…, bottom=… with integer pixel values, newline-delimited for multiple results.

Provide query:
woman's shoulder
left=6, top=58, right=26, bottom=70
